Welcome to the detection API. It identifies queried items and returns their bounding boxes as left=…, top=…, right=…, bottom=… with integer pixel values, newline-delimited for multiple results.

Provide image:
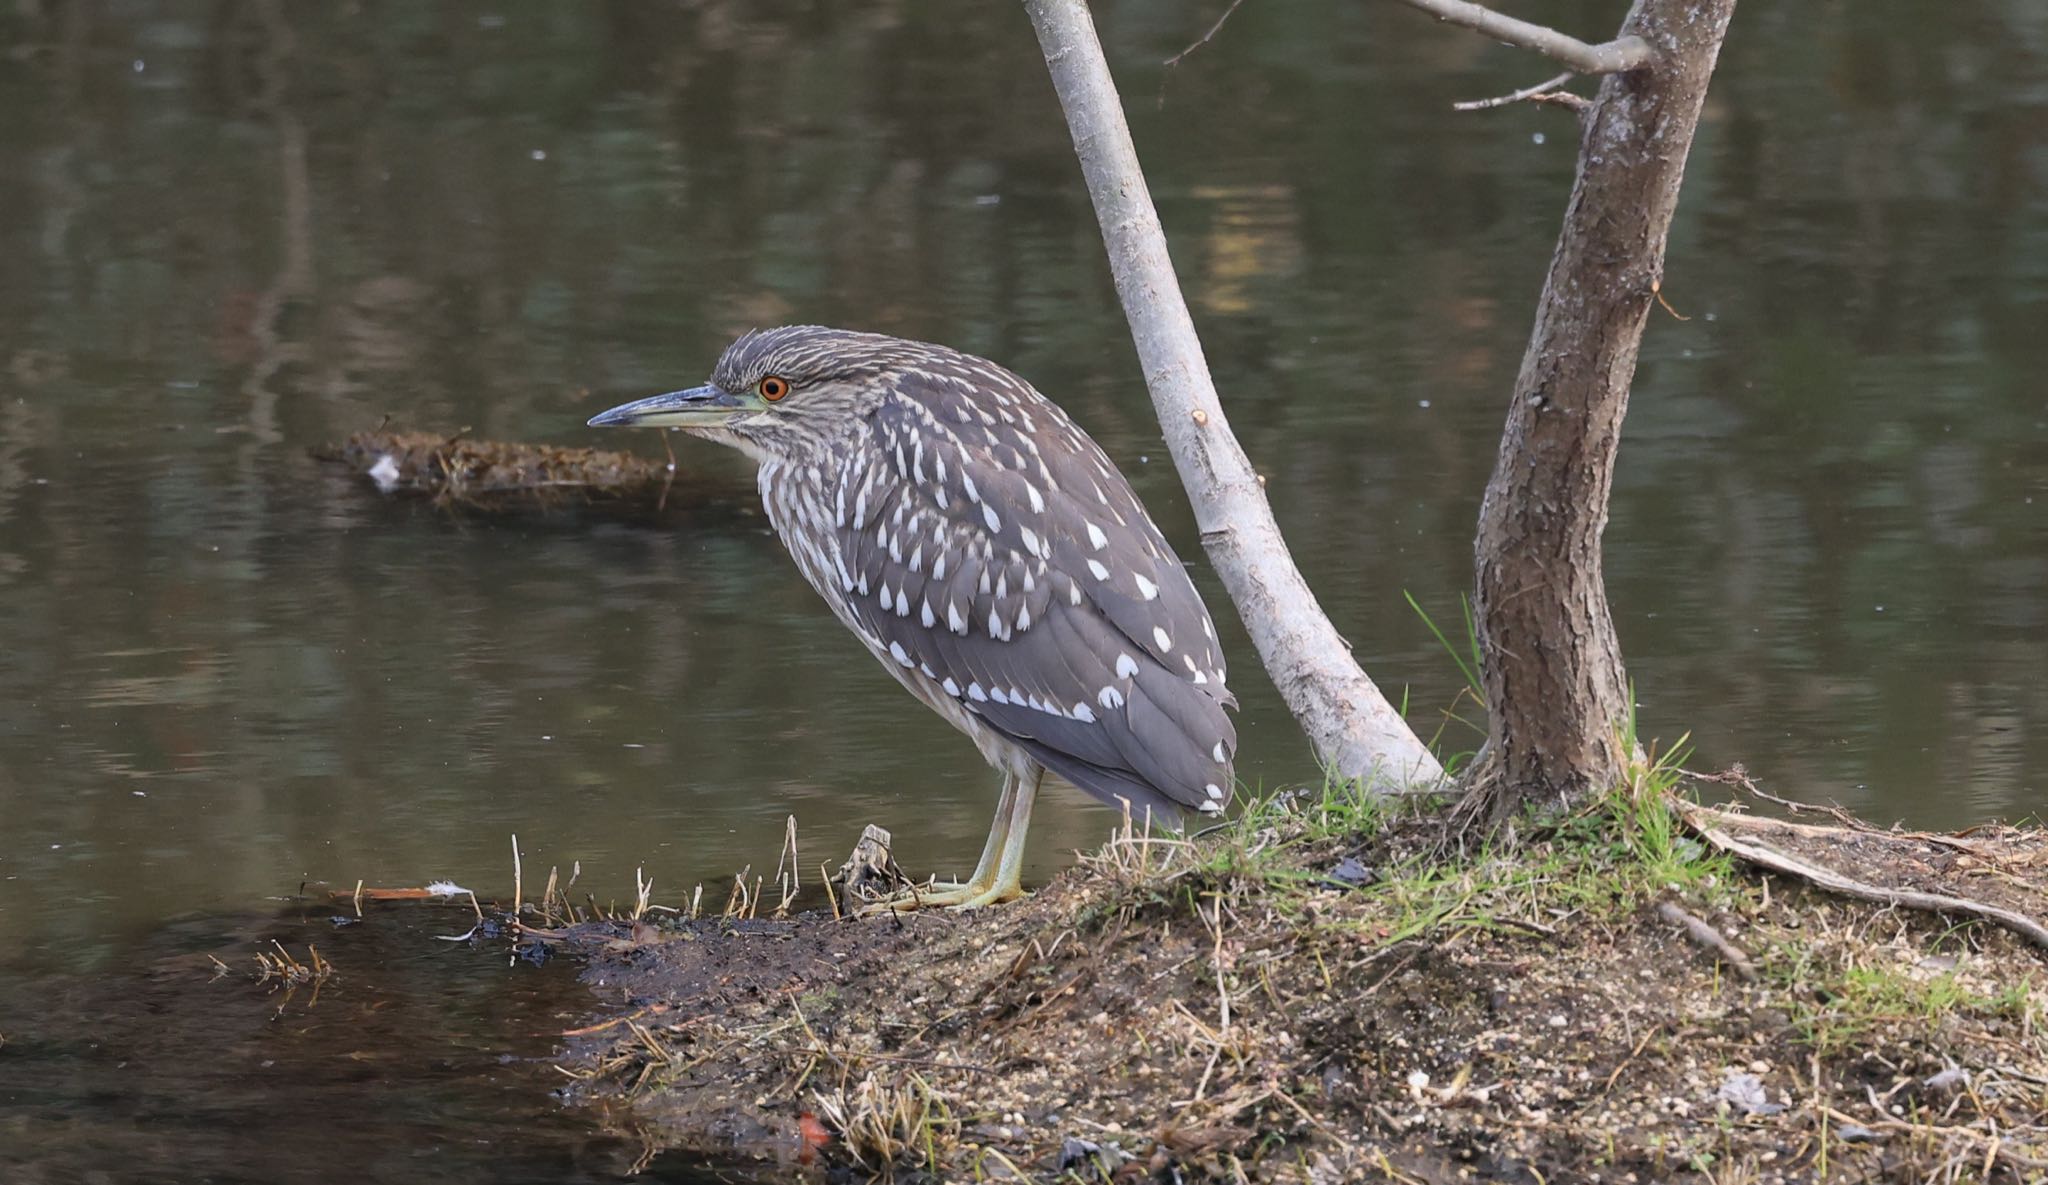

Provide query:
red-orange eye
left=759, top=375, right=790, bottom=402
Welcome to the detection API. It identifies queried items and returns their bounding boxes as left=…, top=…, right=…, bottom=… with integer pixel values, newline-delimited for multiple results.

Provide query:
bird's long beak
left=586, top=384, right=762, bottom=429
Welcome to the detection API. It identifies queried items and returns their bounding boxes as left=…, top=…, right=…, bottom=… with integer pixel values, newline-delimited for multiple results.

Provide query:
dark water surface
left=0, top=900, right=734, bottom=1183
left=2, top=1, right=2044, bottom=1179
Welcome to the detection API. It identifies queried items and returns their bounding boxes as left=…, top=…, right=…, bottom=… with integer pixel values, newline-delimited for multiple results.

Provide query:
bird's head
left=588, top=325, right=915, bottom=460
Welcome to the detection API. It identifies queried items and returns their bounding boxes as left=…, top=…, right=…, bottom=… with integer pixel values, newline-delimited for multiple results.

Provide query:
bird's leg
left=946, top=766, right=1039, bottom=909
left=921, top=769, right=1016, bottom=896
left=862, top=767, right=1037, bottom=913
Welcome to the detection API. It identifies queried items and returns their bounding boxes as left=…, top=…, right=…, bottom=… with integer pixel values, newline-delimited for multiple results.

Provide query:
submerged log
left=313, top=428, right=736, bottom=512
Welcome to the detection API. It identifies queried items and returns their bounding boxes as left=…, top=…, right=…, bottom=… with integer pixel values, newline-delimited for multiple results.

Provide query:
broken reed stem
left=512, top=833, right=524, bottom=916
left=774, top=815, right=802, bottom=917
left=253, top=940, right=334, bottom=986
left=633, top=866, right=654, bottom=922
left=723, top=865, right=752, bottom=920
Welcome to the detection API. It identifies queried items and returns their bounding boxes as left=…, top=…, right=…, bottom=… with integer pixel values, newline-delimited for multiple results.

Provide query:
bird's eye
left=759, top=375, right=790, bottom=402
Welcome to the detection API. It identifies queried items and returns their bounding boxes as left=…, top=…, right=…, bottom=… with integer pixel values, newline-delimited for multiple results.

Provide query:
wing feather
left=823, top=369, right=1235, bottom=816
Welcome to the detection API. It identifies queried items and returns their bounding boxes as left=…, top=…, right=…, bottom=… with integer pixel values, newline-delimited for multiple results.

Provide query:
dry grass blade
left=812, top=1070, right=959, bottom=1172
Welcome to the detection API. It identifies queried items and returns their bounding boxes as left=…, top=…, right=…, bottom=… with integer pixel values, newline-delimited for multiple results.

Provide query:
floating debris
left=250, top=941, right=336, bottom=999
left=314, top=427, right=731, bottom=512
left=366, top=452, right=403, bottom=492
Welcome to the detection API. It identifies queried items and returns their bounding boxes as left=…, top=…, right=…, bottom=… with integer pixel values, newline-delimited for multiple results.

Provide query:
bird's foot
left=856, top=876, right=1027, bottom=915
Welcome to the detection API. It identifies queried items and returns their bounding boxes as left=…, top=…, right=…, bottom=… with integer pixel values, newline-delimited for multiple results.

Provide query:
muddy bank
left=545, top=783, right=2048, bottom=1182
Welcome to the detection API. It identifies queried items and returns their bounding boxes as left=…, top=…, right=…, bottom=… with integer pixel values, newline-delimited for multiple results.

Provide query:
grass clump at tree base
left=552, top=749, right=2048, bottom=1184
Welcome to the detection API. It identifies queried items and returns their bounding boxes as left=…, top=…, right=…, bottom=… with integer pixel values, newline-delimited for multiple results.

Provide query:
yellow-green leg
left=865, top=767, right=1040, bottom=913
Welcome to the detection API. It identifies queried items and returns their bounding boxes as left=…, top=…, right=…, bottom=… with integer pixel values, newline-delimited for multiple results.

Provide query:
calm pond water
left=2, top=1, right=2044, bottom=1179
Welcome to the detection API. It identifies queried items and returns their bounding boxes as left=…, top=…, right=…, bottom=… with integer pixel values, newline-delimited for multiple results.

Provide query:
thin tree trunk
left=1463, top=0, right=1737, bottom=827
left=1023, top=0, right=1443, bottom=793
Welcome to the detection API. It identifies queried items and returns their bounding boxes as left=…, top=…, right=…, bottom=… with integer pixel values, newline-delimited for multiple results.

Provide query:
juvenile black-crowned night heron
left=588, top=327, right=1236, bottom=908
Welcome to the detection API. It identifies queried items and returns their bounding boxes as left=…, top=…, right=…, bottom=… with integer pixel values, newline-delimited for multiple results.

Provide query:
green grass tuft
left=1146, top=724, right=1735, bottom=949
left=1404, top=590, right=1483, bottom=705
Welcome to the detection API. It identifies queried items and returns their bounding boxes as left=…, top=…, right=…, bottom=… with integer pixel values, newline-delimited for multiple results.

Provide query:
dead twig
left=560, top=1004, right=677, bottom=1038
left=1164, top=0, right=1248, bottom=69
left=1655, top=899, right=1758, bottom=982
left=1692, top=766, right=1995, bottom=854
left=1820, top=1107, right=2048, bottom=1172
left=1526, top=89, right=1591, bottom=115
left=1453, top=70, right=1574, bottom=111
left=1651, top=277, right=1691, bottom=321
left=792, top=1046, right=998, bottom=1077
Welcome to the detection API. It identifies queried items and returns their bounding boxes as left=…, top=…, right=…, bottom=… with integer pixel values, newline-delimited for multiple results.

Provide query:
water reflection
left=0, top=0, right=2041, bottom=988
left=0, top=902, right=737, bottom=1183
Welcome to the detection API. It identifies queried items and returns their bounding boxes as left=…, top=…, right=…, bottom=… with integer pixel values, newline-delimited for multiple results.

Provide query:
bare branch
left=1388, top=0, right=1652, bottom=74
left=1452, top=70, right=1574, bottom=111
left=1165, top=0, right=1249, bottom=69
left=1023, top=0, right=1444, bottom=793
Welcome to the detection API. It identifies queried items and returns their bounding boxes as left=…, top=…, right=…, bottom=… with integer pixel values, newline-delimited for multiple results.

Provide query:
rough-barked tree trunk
left=1462, top=0, right=1737, bottom=827
left=1023, top=0, right=1442, bottom=793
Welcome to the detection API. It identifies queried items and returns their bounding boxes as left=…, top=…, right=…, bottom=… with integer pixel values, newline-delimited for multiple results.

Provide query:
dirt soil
left=550, top=793, right=2048, bottom=1183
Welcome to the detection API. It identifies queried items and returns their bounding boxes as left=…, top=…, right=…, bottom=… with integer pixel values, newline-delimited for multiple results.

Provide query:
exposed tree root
left=1674, top=793, right=2048, bottom=951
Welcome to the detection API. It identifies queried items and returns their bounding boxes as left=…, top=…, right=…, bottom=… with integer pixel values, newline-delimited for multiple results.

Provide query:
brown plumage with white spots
left=589, top=326, right=1236, bottom=908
